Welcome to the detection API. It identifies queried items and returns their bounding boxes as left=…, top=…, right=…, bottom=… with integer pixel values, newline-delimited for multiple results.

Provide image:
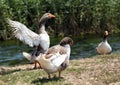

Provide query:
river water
left=0, top=35, right=120, bottom=66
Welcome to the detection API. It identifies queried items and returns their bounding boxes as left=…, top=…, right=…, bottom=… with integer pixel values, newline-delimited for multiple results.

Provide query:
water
left=0, top=35, right=120, bottom=66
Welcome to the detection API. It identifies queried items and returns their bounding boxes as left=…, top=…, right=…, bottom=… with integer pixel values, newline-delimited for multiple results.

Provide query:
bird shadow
left=31, top=76, right=64, bottom=84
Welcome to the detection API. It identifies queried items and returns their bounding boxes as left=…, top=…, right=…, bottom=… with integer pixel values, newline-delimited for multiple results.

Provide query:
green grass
left=0, top=69, right=65, bottom=85
left=0, top=52, right=120, bottom=85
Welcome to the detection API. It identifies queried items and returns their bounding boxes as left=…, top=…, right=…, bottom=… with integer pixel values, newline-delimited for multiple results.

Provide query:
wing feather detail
left=51, top=53, right=67, bottom=67
left=8, top=19, right=40, bottom=47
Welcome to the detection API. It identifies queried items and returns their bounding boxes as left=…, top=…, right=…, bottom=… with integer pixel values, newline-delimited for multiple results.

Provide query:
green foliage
left=0, top=0, right=120, bottom=40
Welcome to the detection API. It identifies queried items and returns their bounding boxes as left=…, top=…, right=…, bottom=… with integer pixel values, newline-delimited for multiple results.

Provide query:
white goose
left=8, top=13, right=55, bottom=68
left=96, top=31, right=112, bottom=54
left=23, top=37, right=73, bottom=78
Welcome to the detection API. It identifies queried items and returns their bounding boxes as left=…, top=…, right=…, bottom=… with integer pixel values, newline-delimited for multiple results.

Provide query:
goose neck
left=38, top=24, right=46, bottom=34
left=38, top=17, right=47, bottom=34
left=103, top=35, right=107, bottom=42
left=64, top=44, right=71, bottom=57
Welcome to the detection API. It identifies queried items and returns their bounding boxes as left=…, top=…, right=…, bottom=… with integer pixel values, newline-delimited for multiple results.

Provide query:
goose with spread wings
left=23, top=37, right=73, bottom=78
left=7, top=13, right=55, bottom=62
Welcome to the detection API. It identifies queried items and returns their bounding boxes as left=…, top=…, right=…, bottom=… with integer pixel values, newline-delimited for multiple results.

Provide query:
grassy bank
left=0, top=52, right=120, bottom=85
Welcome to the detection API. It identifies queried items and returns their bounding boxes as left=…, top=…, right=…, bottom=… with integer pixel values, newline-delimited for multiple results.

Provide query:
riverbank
left=0, top=52, right=120, bottom=85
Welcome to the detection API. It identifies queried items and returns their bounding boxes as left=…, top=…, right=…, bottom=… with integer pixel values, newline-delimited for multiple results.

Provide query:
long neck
left=64, top=44, right=71, bottom=59
left=38, top=25, right=46, bottom=34
left=38, top=18, right=47, bottom=34
left=103, top=35, right=107, bottom=42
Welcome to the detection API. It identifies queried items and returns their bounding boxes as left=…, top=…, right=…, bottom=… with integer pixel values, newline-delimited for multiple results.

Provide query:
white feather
left=22, top=51, right=36, bottom=62
left=35, top=52, right=67, bottom=73
left=51, top=53, right=67, bottom=67
left=8, top=19, right=42, bottom=47
left=23, top=52, right=32, bottom=61
left=38, top=33, right=50, bottom=51
left=96, top=41, right=112, bottom=54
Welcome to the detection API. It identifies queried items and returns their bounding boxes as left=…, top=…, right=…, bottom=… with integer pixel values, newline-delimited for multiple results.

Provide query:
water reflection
left=0, top=35, right=120, bottom=66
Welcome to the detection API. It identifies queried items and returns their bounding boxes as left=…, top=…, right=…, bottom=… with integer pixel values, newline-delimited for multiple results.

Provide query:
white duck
left=8, top=13, right=55, bottom=68
left=23, top=37, right=73, bottom=78
left=96, top=31, right=112, bottom=54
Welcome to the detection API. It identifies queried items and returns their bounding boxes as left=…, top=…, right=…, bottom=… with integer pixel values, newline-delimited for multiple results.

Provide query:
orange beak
left=49, top=14, right=55, bottom=18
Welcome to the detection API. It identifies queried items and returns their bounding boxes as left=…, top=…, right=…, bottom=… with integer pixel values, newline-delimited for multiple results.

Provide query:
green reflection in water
left=0, top=34, right=120, bottom=66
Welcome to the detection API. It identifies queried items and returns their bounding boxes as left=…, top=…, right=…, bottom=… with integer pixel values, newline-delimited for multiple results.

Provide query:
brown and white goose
left=96, top=31, right=112, bottom=54
left=8, top=13, right=55, bottom=61
left=23, top=37, right=73, bottom=78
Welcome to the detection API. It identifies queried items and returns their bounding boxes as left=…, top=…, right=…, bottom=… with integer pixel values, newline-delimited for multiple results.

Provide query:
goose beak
left=49, top=14, right=55, bottom=18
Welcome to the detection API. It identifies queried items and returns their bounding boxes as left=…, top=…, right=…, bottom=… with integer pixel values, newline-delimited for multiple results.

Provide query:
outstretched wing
left=8, top=19, right=40, bottom=47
